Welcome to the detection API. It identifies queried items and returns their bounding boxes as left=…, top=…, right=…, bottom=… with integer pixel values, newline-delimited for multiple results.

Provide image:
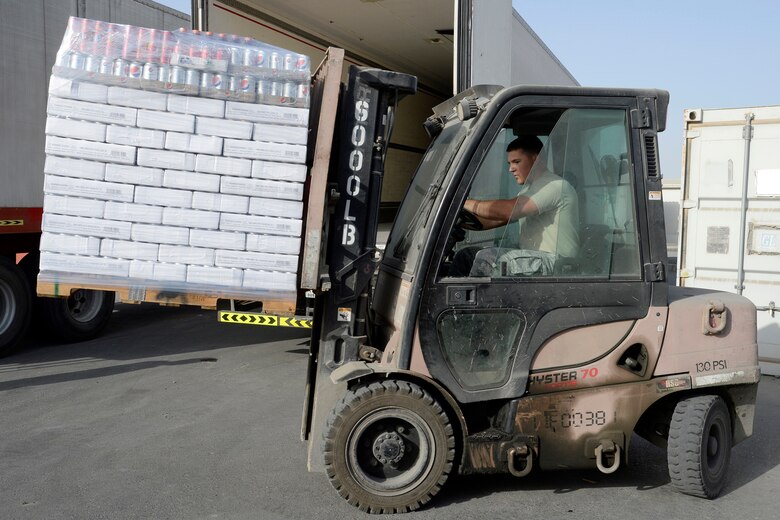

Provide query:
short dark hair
left=507, top=135, right=543, bottom=155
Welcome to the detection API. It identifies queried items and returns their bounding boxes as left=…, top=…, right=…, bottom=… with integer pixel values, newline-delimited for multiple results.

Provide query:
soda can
left=229, top=75, right=256, bottom=95
left=170, top=65, right=186, bottom=85
left=127, top=61, right=143, bottom=79
left=295, top=55, right=310, bottom=72
left=282, top=81, right=296, bottom=102
left=283, top=53, right=295, bottom=71
left=257, top=79, right=272, bottom=98
left=99, top=57, right=114, bottom=75
left=142, top=62, right=159, bottom=80
left=270, top=81, right=283, bottom=97
left=185, top=68, right=201, bottom=87
left=230, top=45, right=243, bottom=66
left=270, top=51, right=281, bottom=70
left=255, top=48, right=266, bottom=68
left=55, top=51, right=72, bottom=68
left=158, top=64, right=171, bottom=83
left=113, top=58, right=128, bottom=77
left=68, top=52, right=85, bottom=70
left=296, top=83, right=310, bottom=105
left=202, top=71, right=225, bottom=91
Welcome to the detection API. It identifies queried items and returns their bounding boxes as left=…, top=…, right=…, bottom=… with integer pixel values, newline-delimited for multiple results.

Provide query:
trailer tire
left=323, top=380, right=455, bottom=514
left=39, top=289, right=115, bottom=343
left=0, top=256, right=32, bottom=357
left=667, top=395, right=732, bottom=498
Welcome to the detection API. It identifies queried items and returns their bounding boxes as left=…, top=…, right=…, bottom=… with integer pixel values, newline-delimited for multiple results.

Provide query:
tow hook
left=702, top=299, right=727, bottom=335
left=507, top=444, right=533, bottom=477
left=595, top=440, right=621, bottom=474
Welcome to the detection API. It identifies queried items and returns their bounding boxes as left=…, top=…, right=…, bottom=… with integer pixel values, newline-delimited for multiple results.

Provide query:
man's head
left=506, top=135, right=543, bottom=184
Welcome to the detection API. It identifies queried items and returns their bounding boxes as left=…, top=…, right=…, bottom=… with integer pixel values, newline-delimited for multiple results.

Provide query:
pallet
left=37, top=281, right=296, bottom=315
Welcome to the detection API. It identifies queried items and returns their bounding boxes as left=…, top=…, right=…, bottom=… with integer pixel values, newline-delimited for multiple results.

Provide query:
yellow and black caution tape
left=0, top=220, right=23, bottom=226
left=219, top=311, right=312, bottom=329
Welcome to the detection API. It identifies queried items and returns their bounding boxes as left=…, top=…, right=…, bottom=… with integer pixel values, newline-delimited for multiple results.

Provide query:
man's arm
left=464, top=196, right=539, bottom=228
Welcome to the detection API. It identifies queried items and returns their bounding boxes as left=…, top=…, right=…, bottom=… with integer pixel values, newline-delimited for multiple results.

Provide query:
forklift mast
left=302, top=66, right=416, bottom=446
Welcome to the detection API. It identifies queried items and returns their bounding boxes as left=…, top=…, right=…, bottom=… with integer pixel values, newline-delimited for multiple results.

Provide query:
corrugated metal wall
left=0, top=0, right=189, bottom=208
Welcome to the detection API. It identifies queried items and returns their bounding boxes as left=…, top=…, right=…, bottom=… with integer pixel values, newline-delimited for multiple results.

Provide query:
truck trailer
left=0, top=0, right=190, bottom=356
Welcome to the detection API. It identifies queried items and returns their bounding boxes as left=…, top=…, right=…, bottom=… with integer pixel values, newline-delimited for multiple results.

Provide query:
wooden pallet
left=37, top=281, right=296, bottom=315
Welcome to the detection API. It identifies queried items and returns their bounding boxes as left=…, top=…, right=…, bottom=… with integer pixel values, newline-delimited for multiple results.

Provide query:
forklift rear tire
left=667, top=395, right=732, bottom=498
left=323, top=380, right=455, bottom=514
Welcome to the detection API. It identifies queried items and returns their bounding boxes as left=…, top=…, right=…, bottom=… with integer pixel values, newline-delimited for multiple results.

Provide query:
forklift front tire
left=667, top=395, right=732, bottom=498
left=323, top=380, right=455, bottom=514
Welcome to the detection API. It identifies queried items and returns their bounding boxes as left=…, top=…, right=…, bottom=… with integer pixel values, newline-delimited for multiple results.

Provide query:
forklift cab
left=381, top=86, right=668, bottom=403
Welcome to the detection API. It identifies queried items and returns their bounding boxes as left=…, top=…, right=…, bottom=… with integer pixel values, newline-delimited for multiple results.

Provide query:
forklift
left=298, top=54, right=760, bottom=513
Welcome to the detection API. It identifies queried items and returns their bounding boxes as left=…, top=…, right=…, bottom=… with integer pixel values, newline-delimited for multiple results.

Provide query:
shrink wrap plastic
left=39, top=17, right=311, bottom=302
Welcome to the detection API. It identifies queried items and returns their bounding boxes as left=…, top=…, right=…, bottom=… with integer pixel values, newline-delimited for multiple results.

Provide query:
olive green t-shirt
left=517, top=170, right=579, bottom=258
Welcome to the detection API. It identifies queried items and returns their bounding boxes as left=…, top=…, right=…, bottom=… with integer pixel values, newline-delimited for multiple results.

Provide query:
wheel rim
left=0, top=278, right=15, bottom=334
left=66, top=290, right=105, bottom=323
left=346, top=407, right=436, bottom=496
left=706, top=420, right=725, bottom=472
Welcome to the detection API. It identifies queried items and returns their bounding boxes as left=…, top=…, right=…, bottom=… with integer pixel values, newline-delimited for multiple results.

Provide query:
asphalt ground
left=1, top=303, right=778, bottom=520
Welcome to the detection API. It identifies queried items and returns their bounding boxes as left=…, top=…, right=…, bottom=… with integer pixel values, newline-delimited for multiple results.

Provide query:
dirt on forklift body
left=302, top=74, right=760, bottom=513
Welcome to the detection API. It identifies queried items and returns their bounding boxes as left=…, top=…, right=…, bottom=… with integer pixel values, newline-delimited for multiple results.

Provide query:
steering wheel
left=456, top=208, right=483, bottom=231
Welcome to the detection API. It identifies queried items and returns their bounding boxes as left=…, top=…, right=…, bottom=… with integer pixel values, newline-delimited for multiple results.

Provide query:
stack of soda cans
left=38, top=17, right=313, bottom=299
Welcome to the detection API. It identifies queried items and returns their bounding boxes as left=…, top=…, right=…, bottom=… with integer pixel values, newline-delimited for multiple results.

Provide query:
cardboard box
left=168, top=94, right=225, bottom=118
left=158, top=244, right=215, bottom=266
left=44, top=194, right=106, bottom=218
left=165, top=132, right=223, bottom=155
left=186, top=265, right=243, bottom=286
left=251, top=160, right=307, bottom=182
left=189, top=229, right=246, bottom=250
left=49, top=76, right=108, bottom=103
left=131, top=223, right=191, bottom=245
left=104, top=164, right=163, bottom=187
left=100, top=239, right=160, bottom=261
left=191, top=192, right=249, bottom=214
left=195, top=154, right=251, bottom=178
left=134, top=186, right=192, bottom=208
left=129, top=260, right=187, bottom=282
left=137, top=109, right=195, bottom=133
left=223, top=139, right=306, bottom=164
left=248, top=197, right=303, bottom=219
left=194, top=116, right=253, bottom=139
left=45, top=136, right=136, bottom=165
left=106, top=125, right=165, bottom=149
left=162, top=169, right=220, bottom=193
left=40, top=232, right=101, bottom=256
left=42, top=214, right=132, bottom=240
left=137, top=148, right=196, bottom=171
left=107, top=86, right=168, bottom=110
left=215, top=249, right=298, bottom=273
left=162, top=207, right=220, bottom=230
left=45, top=117, right=106, bottom=142
left=253, top=123, right=308, bottom=145
left=44, top=156, right=105, bottom=181
left=44, top=175, right=135, bottom=202
left=40, top=252, right=130, bottom=277
left=47, top=96, right=137, bottom=126
left=242, top=269, right=297, bottom=292
left=219, top=213, right=302, bottom=237
left=245, top=234, right=301, bottom=255
left=225, top=101, right=309, bottom=126
left=104, top=201, right=164, bottom=224
left=220, top=176, right=303, bottom=201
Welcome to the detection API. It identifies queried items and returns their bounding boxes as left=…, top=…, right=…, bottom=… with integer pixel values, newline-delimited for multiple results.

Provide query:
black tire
left=39, top=289, right=115, bottom=343
left=323, top=380, right=455, bottom=514
left=667, top=395, right=732, bottom=498
left=0, top=256, right=32, bottom=357
left=18, top=251, right=115, bottom=343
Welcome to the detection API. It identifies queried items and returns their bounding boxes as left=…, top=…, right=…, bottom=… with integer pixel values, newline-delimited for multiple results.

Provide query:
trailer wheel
left=323, top=380, right=455, bottom=514
left=667, top=395, right=732, bottom=498
left=0, top=256, right=32, bottom=357
left=39, top=289, right=115, bottom=343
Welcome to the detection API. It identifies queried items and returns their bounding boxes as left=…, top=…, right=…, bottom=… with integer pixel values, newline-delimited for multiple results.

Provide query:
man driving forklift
left=451, top=134, right=579, bottom=276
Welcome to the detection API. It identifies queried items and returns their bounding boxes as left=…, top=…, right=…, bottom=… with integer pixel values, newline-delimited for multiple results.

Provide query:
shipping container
left=677, top=105, right=780, bottom=375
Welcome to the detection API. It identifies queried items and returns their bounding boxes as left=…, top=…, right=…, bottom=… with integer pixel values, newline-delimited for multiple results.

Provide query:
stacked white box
left=41, top=18, right=311, bottom=300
